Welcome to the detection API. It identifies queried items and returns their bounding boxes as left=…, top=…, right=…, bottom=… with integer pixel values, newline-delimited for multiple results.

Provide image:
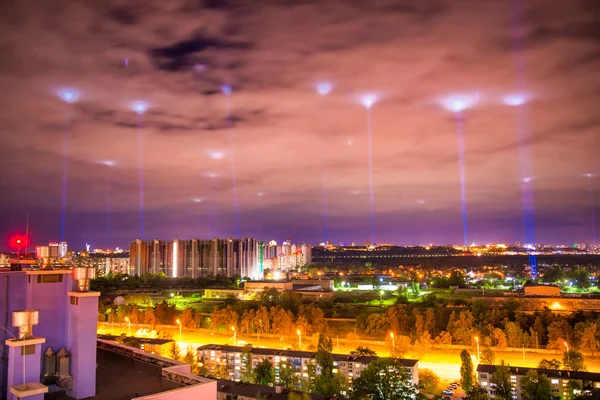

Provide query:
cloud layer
left=0, top=0, right=598, bottom=249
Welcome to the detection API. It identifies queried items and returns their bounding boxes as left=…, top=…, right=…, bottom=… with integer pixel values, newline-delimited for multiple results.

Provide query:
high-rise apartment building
left=262, top=240, right=312, bottom=273
left=130, top=238, right=262, bottom=278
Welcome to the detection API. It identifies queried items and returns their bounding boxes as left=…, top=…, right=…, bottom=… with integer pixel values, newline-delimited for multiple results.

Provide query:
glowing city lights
left=316, top=82, right=333, bottom=96
left=57, top=88, right=79, bottom=103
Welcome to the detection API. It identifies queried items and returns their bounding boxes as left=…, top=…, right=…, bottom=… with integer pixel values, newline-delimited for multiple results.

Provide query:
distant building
left=130, top=238, right=262, bottom=278
left=262, top=241, right=312, bottom=274
left=477, top=364, right=600, bottom=399
left=198, top=344, right=418, bottom=386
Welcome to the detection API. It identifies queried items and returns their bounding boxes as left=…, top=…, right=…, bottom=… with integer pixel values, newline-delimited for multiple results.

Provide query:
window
left=552, top=379, right=559, bottom=384
left=70, top=296, right=78, bottom=306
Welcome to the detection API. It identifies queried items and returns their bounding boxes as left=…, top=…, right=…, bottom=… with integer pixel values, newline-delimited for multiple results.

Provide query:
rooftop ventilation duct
left=12, top=309, right=39, bottom=340
left=72, top=267, right=95, bottom=292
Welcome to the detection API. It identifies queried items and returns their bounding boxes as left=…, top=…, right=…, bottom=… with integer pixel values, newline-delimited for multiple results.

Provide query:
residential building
left=477, top=364, right=600, bottom=399
left=197, top=345, right=418, bottom=386
left=130, top=238, right=262, bottom=278
left=0, top=266, right=99, bottom=399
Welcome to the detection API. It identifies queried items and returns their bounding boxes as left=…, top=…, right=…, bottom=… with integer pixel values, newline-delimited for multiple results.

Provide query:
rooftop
left=198, top=344, right=418, bottom=367
left=477, top=364, right=600, bottom=382
left=216, top=379, right=337, bottom=399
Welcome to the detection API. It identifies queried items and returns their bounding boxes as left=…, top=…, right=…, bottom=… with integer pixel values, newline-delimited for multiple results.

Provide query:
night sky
left=0, top=0, right=599, bottom=251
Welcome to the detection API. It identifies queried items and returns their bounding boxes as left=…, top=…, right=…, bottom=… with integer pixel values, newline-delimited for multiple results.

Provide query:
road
left=99, top=322, right=600, bottom=383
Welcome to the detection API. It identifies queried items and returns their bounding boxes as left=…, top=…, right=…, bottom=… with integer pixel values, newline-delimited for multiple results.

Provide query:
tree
left=490, top=361, right=512, bottom=400
left=469, top=384, right=491, bottom=400
left=278, top=360, right=296, bottom=389
left=354, top=346, right=377, bottom=357
left=566, top=380, right=582, bottom=400
left=259, top=287, right=281, bottom=308
left=538, top=358, right=561, bottom=370
left=180, top=307, right=195, bottom=329
left=564, top=350, right=586, bottom=371
left=240, top=344, right=254, bottom=383
left=435, top=331, right=452, bottom=346
left=492, top=328, right=507, bottom=351
left=253, top=359, right=275, bottom=386
left=520, top=371, right=552, bottom=400
left=460, top=350, right=474, bottom=394
left=418, top=369, right=440, bottom=395
left=350, top=359, right=419, bottom=400
left=480, top=347, right=495, bottom=365
left=184, top=345, right=196, bottom=373
left=578, top=322, right=599, bottom=356
left=314, top=334, right=342, bottom=395
left=169, top=342, right=182, bottom=361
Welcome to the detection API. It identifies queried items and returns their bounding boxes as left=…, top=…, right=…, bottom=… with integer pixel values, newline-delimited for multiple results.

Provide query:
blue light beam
left=361, top=94, right=378, bottom=244
left=223, top=85, right=241, bottom=239
left=132, top=101, right=148, bottom=239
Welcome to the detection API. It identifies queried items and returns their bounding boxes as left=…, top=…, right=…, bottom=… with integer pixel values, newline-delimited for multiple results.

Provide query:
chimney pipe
left=12, top=309, right=40, bottom=340
left=72, top=267, right=95, bottom=292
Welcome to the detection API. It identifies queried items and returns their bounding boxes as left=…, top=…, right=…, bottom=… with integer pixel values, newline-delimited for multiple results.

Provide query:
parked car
left=443, top=389, right=455, bottom=396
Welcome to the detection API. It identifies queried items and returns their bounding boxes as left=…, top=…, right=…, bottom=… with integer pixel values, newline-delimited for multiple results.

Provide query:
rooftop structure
left=0, top=266, right=99, bottom=400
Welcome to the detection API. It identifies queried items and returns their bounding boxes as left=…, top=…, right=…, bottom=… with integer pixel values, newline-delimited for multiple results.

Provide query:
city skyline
left=1, top=0, right=599, bottom=251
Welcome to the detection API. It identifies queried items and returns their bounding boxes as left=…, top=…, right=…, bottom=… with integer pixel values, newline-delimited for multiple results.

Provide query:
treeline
left=210, top=288, right=327, bottom=338
left=91, top=273, right=238, bottom=292
left=356, top=298, right=600, bottom=355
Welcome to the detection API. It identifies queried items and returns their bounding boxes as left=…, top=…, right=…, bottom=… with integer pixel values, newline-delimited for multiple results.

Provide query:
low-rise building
left=477, top=364, right=600, bottom=399
left=204, top=288, right=245, bottom=299
left=198, top=345, right=418, bottom=386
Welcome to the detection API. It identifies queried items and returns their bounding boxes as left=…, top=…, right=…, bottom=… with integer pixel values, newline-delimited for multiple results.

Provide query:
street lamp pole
left=475, top=336, right=480, bottom=363
left=232, top=326, right=236, bottom=346
left=176, top=319, right=182, bottom=342
left=125, top=317, right=131, bottom=336
left=390, top=332, right=395, bottom=356
left=297, top=329, right=302, bottom=349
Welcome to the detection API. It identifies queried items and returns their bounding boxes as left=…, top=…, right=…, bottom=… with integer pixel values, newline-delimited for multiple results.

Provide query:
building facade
left=130, top=238, right=262, bottom=278
left=198, top=345, right=418, bottom=386
left=477, top=364, right=600, bottom=399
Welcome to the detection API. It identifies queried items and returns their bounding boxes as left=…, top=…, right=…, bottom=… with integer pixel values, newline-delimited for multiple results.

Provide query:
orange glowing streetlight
left=125, top=317, right=131, bottom=336
left=232, top=326, right=237, bottom=346
left=297, top=329, right=302, bottom=348
left=176, top=319, right=182, bottom=342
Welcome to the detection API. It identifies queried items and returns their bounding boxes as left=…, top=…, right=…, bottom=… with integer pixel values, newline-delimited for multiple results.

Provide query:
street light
left=380, top=290, right=384, bottom=304
left=297, top=329, right=302, bottom=349
left=176, top=319, right=182, bottom=342
left=390, top=332, right=395, bottom=356
left=232, top=326, right=237, bottom=346
left=564, top=341, right=569, bottom=353
left=475, top=336, right=480, bottom=363
left=125, top=317, right=131, bottom=337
